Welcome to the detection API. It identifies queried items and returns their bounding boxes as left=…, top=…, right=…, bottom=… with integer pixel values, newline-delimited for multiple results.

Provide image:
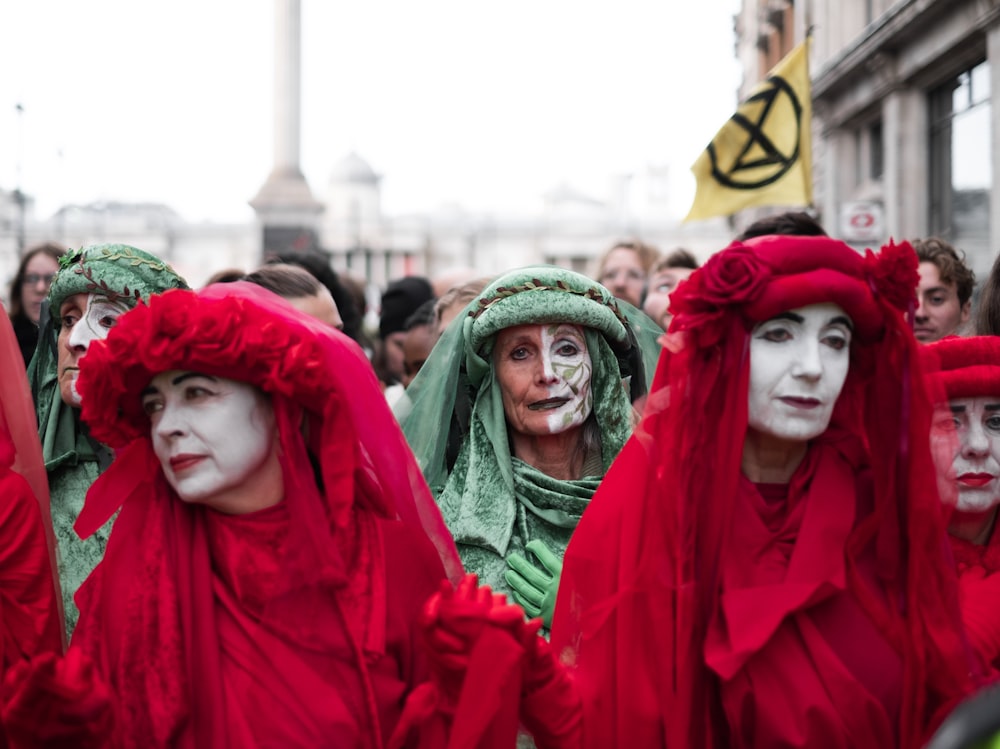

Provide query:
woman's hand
left=390, top=574, right=540, bottom=749
left=420, top=573, right=539, bottom=705
left=2, top=647, right=115, bottom=749
left=505, top=539, right=562, bottom=629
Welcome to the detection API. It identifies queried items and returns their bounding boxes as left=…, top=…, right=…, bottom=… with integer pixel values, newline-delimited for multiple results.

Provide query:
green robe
left=49, top=459, right=112, bottom=636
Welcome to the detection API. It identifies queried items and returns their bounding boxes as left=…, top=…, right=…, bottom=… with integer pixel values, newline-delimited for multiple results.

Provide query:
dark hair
left=203, top=268, right=246, bottom=285
left=8, top=242, right=66, bottom=319
left=651, top=248, right=700, bottom=275
left=244, top=263, right=322, bottom=298
left=379, top=276, right=435, bottom=339
left=736, top=211, right=828, bottom=241
left=265, top=250, right=366, bottom=345
left=913, top=237, right=975, bottom=306
left=975, top=252, right=1000, bottom=335
left=404, top=299, right=437, bottom=331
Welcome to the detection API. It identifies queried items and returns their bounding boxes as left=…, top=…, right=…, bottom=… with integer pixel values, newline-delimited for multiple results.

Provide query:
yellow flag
left=685, top=39, right=812, bottom=222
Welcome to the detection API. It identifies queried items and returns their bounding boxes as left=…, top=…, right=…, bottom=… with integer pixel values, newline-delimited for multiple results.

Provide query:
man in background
left=913, top=237, right=975, bottom=343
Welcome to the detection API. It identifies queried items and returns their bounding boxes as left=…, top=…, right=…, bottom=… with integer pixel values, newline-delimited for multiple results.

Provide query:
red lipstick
left=958, top=473, right=995, bottom=488
left=169, top=454, right=205, bottom=472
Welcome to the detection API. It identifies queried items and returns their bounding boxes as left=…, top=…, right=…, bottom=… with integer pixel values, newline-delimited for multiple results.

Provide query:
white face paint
left=932, top=396, right=1000, bottom=513
left=747, top=302, right=852, bottom=445
left=57, top=292, right=132, bottom=406
left=494, top=323, right=594, bottom=438
left=142, top=371, right=281, bottom=514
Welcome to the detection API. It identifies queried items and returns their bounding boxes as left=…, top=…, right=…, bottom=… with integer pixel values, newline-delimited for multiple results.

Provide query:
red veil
left=550, top=236, right=982, bottom=748
left=0, top=308, right=63, bottom=666
left=67, top=283, right=461, bottom=747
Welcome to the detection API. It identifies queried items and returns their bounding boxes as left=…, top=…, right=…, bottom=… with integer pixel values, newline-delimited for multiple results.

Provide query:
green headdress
left=29, top=243, right=189, bottom=470
left=396, top=265, right=663, bottom=600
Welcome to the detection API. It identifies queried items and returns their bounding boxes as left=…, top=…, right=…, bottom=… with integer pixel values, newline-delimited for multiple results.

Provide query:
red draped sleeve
left=0, top=468, right=62, bottom=672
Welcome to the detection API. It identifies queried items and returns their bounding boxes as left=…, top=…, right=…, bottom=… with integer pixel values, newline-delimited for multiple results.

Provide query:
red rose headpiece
left=76, top=283, right=461, bottom=580
left=669, top=235, right=918, bottom=345
left=79, top=286, right=334, bottom=448
left=921, top=335, right=1000, bottom=400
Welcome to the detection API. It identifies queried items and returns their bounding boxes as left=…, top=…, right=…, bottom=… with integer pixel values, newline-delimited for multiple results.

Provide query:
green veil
left=395, top=265, right=663, bottom=602
left=26, top=243, right=188, bottom=635
left=29, top=243, right=188, bottom=471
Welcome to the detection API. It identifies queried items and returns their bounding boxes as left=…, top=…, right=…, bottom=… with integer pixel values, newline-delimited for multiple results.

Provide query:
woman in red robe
left=922, top=335, right=1000, bottom=669
left=2, top=283, right=476, bottom=748
left=546, top=235, right=983, bottom=747
left=420, top=235, right=986, bottom=749
left=0, top=309, right=62, bottom=683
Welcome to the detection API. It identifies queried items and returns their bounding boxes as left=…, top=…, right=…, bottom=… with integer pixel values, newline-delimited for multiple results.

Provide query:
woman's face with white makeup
left=494, top=323, right=593, bottom=438
left=57, top=292, right=132, bottom=406
left=931, top=396, right=1000, bottom=513
left=747, top=302, right=853, bottom=446
left=142, top=371, right=282, bottom=514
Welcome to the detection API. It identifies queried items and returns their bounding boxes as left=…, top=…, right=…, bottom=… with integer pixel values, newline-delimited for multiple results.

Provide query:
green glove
left=504, top=539, right=563, bottom=629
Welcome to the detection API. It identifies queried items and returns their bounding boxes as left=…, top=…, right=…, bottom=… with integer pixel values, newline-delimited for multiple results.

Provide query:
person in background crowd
left=338, top=272, right=371, bottom=330
left=375, top=276, right=435, bottom=400
left=593, top=239, right=660, bottom=308
left=28, top=244, right=188, bottom=635
left=0, top=309, right=64, bottom=679
left=641, top=248, right=700, bottom=331
left=416, top=237, right=982, bottom=749
left=401, top=299, right=437, bottom=388
left=923, top=335, right=1000, bottom=669
left=203, top=267, right=245, bottom=285
left=431, top=266, right=481, bottom=299
left=7, top=243, right=66, bottom=366
left=266, top=249, right=368, bottom=348
left=912, top=237, right=975, bottom=343
left=434, top=276, right=492, bottom=337
left=398, top=266, right=662, bottom=633
left=2, top=283, right=472, bottom=749
left=244, top=263, right=344, bottom=330
left=735, top=210, right=828, bottom=241
left=975, top=252, right=1000, bottom=338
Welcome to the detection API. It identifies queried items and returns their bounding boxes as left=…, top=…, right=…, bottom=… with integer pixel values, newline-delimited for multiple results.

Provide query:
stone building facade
left=738, top=0, right=999, bottom=274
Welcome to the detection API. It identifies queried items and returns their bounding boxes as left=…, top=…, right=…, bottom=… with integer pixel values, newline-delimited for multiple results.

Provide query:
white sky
left=0, top=0, right=743, bottom=224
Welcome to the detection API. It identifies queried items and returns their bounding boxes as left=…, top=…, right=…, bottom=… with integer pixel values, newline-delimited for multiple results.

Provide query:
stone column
left=273, top=0, right=301, bottom=175
left=250, top=0, right=323, bottom=257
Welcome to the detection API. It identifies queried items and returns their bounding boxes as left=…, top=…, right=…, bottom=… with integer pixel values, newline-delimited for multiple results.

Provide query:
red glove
left=519, top=634, right=583, bottom=749
left=1, top=647, right=115, bottom=749
left=960, top=566, right=1000, bottom=665
left=389, top=573, right=537, bottom=749
left=420, top=573, right=538, bottom=707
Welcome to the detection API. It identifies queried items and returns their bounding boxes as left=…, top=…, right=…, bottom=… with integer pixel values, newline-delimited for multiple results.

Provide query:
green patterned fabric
left=49, top=459, right=105, bottom=634
left=397, top=265, right=663, bottom=606
left=26, top=243, right=188, bottom=636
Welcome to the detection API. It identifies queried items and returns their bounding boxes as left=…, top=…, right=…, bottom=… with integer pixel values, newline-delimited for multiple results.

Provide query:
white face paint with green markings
left=540, top=324, right=593, bottom=433
left=494, top=322, right=594, bottom=438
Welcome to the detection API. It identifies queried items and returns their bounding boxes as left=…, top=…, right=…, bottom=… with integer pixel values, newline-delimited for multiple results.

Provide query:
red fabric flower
left=78, top=288, right=343, bottom=447
left=669, top=243, right=772, bottom=345
left=864, top=239, right=919, bottom=312
left=698, top=244, right=772, bottom=305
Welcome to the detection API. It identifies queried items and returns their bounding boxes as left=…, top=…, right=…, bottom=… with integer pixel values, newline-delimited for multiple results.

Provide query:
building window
left=869, top=121, right=884, bottom=180
left=929, top=60, right=991, bottom=261
left=854, top=129, right=864, bottom=187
